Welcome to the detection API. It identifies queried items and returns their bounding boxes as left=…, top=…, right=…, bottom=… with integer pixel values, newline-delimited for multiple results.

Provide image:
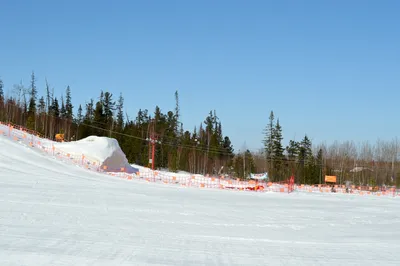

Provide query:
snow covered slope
left=1, top=134, right=400, bottom=265
left=0, top=122, right=138, bottom=174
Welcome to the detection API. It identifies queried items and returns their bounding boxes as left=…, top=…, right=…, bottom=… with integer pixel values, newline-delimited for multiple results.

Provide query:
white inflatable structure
left=250, top=172, right=269, bottom=180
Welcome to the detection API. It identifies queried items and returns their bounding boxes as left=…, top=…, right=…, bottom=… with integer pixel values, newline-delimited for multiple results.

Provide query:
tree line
left=260, top=111, right=400, bottom=187
left=0, top=73, right=399, bottom=186
left=0, top=72, right=235, bottom=176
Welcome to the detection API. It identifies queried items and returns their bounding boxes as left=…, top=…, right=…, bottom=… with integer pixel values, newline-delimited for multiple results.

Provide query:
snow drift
left=54, top=136, right=138, bottom=174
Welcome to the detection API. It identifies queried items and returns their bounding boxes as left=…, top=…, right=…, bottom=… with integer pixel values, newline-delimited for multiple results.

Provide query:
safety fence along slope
left=0, top=121, right=398, bottom=197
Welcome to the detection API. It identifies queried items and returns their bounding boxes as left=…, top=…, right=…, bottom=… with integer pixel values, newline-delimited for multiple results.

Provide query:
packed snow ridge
left=55, top=136, right=139, bottom=174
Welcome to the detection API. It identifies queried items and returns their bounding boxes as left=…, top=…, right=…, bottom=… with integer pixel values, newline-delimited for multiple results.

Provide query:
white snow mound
left=54, top=136, right=138, bottom=173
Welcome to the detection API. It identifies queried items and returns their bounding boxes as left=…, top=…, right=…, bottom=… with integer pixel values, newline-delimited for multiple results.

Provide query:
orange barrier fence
left=0, top=121, right=101, bottom=172
left=296, top=183, right=399, bottom=197
left=108, top=170, right=292, bottom=192
left=1, top=121, right=398, bottom=197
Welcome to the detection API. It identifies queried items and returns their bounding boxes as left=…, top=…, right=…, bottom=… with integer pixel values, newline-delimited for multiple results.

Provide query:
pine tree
left=174, top=90, right=180, bottom=135
left=102, top=91, right=115, bottom=137
left=38, top=97, right=45, bottom=113
left=272, top=118, right=284, bottom=180
left=286, top=140, right=300, bottom=161
left=116, top=93, right=124, bottom=131
left=0, top=78, right=4, bottom=102
left=203, top=111, right=215, bottom=174
left=298, top=135, right=313, bottom=184
left=76, top=104, right=83, bottom=124
left=263, top=111, right=275, bottom=175
left=245, top=150, right=256, bottom=177
left=85, top=99, right=94, bottom=121
left=80, top=99, right=94, bottom=138
left=174, top=91, right=182, bottom=169
left=28, top=71, right=37, bottom=114
left=38, top=96, right=46, bottom=133
left=0, top=78, right=4, bottom=121
left=63, top=86, right=74, bottom=140
left=60, top=95, right=66, bottom=119
left=223, top=136, right=234, bottom=170
left=93, top=100, right=105, bottom=136
left=223, top=136, right=234, bottom=154
left=52, top=97, right=60, bottom=117
left=74, top=104, right=83, bottom=140
left=233, top=153, right=244, bottom=179
left=233, top=150, right=255, bottom=179
left=27, top=72, right=37, bottom=130
left=65, top=86, right=73, bottom=119
left=103, top=92, right=115, bottom=124
left=316, top=148, right=324, bottom=184
left=44, top=80, right=52, bottom=138
left=52, top=97, right=60, bottom=135
left=299, top=135, right=312, bottom=165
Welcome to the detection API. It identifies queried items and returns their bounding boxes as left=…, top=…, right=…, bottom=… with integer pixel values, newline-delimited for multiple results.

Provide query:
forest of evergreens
left=0, top=72, right=399, bottom=187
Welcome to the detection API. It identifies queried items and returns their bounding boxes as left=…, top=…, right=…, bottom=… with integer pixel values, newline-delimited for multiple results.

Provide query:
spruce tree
left=298, top=135, right=313, bottom=184
left=76, top=104, right=83, bottom=124
left=65, top=86, right=73, bottom=119
left=49, top=96, right=60, bottom=136
left=299, top=135, right=312, bottom=165
left=263, top=111, right=275, bottom=175
left=62, top=86, right=73, bottom=140
left=223, top=136, right=234, bottom=155
left=234, top=150, right=255, bottom=179
left=286, top=140, right=300, bottom=161
left=103, top=91, right=115, bottom=125
left=245, top=149, right=256, bottom=177
left=80, top=99, right=94, bottom=138
left=316, top=148, right=324, bottom=184
left=116, top=93, right=124, bottom=131
left=28, top=71, right=37, bottom=114
left=38, top=96, right=46, bottom=133
left=27, top=72, right=37, bottom=130
left=174, top=90, right=180, bottom=135
left=102, top=91, right=115, bottom=137
left=272, top=119, right=284, bottom=180
left=85, top=99, right=94, bottom=122
left=38, top=97, right=45, bottom=113
left=0, top=78, right=4, bottom=102
left=93, top=100, right=105, bottom=136
left=60, top=95, right=66, bottom=119
left=0, top=78, right=4, bottom=121
left=75, top=104, right=83, bottom=140
left=52, top=97, right=60, bottom=117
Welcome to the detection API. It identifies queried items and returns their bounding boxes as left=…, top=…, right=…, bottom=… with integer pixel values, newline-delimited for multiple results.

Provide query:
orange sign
left=325, top=175, right=337, bottom=183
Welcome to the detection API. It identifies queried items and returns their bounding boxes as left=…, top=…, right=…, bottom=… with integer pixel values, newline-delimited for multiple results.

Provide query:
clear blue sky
left=1, top=0, right=399, bottom=152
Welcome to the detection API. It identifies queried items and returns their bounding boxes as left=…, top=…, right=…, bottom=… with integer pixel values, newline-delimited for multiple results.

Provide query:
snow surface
left=53, top=136, right=138, bottom=173
left=1, top=130, right=400, bottom=265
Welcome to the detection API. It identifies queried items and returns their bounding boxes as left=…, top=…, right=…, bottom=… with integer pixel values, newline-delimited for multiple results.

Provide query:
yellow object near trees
left=55, top=134, right=64, bottom=142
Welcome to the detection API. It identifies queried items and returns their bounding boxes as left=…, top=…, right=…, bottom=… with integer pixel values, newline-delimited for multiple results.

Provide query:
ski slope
left=1, top=134, right=400, bottom=265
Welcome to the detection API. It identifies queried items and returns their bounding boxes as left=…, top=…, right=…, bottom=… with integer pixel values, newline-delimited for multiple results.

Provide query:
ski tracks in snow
left=1, top=136, right=400, bottom=265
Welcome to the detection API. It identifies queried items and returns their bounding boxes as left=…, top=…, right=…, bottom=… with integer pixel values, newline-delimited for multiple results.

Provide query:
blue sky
left=1, top=0, right=399, bottom=152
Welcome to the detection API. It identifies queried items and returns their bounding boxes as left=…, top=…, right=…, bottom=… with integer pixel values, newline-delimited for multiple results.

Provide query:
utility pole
left=147, top=119, right=159, bottom=170
left=150, top=134, right=158, bottom=170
